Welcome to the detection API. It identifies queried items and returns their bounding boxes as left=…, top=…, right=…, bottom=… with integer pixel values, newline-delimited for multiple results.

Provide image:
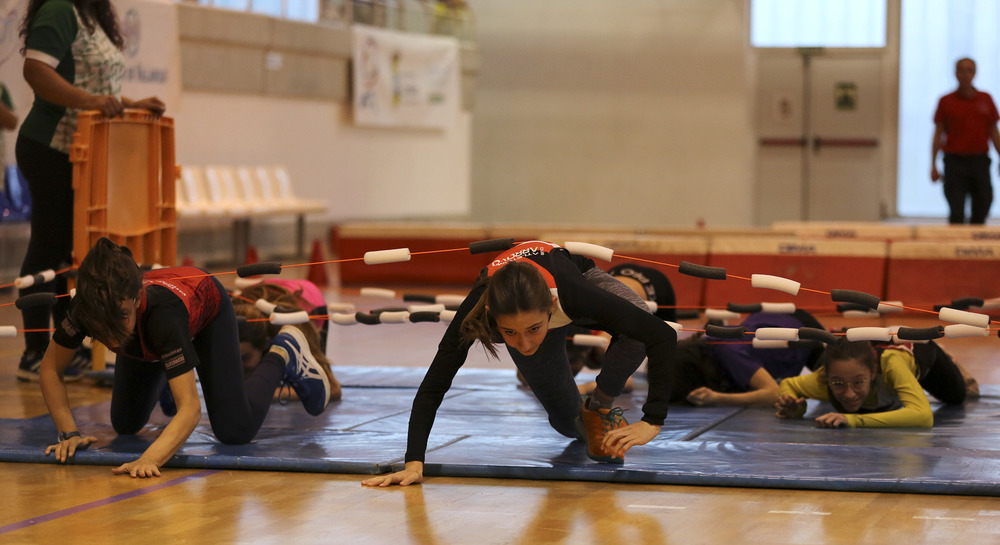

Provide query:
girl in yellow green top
left=775, top=340, right=977, bottom=428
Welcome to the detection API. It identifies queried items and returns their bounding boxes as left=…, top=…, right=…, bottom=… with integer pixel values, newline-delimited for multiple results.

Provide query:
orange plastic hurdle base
left=69, top=109, right=179, bottom=371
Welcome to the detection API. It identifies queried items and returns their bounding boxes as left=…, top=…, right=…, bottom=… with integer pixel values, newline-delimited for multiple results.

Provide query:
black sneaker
left=16, top=347, right=90, bottom=383
left=15, top=351, right=43, bottom=382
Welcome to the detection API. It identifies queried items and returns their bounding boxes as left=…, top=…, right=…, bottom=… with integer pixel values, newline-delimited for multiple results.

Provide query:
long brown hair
left=231, top=283, right=333, bottom=376
left=460, top=261, right=552, bottom=359
left=71, top=238, right=142, bottom=347
left=21, top=0, right=125, bottom=54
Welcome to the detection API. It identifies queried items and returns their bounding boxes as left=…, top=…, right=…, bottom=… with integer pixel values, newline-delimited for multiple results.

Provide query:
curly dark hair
left=71, top=238, right=142, bottom=347
left=20, top=0, right=125, bottom=54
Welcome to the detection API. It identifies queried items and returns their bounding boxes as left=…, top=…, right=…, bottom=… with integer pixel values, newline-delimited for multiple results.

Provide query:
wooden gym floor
left=2, top=284, right=1000, bottom=544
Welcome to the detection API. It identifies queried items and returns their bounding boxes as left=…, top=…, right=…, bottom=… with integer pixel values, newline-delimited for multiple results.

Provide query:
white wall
left=467, top=0, right=756, bottom=228
left=175, top=93, right=472, bottom=220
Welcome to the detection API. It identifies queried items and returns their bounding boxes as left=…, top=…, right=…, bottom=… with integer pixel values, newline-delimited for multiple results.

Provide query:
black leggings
left=913, top=341, right=968, bottom=405
left=16, top=135, right=73, bottom=354
left=110, top=280, right=286, bottom=444
left=508, top=268, right=650, bottom=438
left=943, top=153, right=993, bottom=225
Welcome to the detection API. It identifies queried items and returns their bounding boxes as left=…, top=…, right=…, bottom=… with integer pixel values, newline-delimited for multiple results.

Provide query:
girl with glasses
left=774, top=339, right=978, bottom=428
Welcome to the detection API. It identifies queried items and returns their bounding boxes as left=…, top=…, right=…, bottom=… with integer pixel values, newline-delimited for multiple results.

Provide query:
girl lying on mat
left=362, top=241, right=678, bottom=487
left=668, top=311, right=826, bottom=408
left=231, top=279, right=341, bottom=402
left=39, top=238, right=332, bottom=478
left=774, top=339, right=979, bottom=428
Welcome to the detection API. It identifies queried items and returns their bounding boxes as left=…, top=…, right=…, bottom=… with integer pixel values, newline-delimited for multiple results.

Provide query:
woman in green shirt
left=15, top=0, right=164, bottom=381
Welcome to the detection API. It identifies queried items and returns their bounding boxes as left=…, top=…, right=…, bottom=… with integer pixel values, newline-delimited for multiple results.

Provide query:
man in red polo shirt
left=931, top=57, right=1000, bottom=224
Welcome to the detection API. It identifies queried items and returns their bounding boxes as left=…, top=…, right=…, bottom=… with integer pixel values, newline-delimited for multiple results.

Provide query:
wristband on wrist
left=57, top=430, right=81, bottom=442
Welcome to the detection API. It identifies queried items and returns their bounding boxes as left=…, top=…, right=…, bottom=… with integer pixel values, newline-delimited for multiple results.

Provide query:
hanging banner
left=352, top=25, right=460, bottom=130
left=117, top=0, right=182, bottom=113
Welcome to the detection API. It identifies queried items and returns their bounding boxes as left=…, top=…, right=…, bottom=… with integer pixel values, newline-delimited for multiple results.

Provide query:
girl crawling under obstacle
left=231, top=279, right=342, bottom=402
left=775, top=339, right=978, bottom=427
left=363, top=241, right=677, bottom=487
left=39, top=238, right=332, bottom=477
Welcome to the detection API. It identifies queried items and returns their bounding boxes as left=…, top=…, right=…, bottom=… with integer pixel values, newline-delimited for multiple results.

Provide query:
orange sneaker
left=576, top=400, right=628, bottom=464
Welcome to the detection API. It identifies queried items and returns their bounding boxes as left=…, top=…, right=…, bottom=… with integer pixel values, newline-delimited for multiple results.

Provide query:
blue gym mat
left=3, top=366, right=999, bottom=496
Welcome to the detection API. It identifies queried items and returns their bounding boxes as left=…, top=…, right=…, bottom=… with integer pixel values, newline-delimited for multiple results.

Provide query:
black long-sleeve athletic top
left=404, top=243, right=676, bottom=463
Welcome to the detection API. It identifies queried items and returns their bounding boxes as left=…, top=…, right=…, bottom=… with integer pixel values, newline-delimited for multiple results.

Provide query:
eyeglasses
left=828, top=378, right=869, bottom=392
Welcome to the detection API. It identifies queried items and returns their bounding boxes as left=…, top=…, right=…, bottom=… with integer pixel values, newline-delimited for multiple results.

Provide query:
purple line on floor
left=0, top=469, right=221, bottom=535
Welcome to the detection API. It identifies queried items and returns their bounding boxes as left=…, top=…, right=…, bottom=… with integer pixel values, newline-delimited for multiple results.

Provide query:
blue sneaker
left=269, top=326, right=330, bottom=416
left=64, top=345, right=92, bottom=382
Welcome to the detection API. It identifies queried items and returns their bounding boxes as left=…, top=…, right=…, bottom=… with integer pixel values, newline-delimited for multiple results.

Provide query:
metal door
left=755, top=48, right=884, bottom=223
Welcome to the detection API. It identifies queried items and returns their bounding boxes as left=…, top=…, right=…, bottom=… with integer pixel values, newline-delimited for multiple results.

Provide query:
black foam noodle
left=951, top=297, right=985, bottom=310
left=355, top=312, right=381, bottom=325
left=31, top=273, right=47, bottom=285
left=727, top=303, right=762, bottom=313
left=678, top=261, right=727, bottom=280
left=409, top=311, right=441, bottom=323
left=236, top=262, right=282, bottom=278
left=235, top=315, right=248, bottom=324
left=15, top=292, right=56, bottom=310
left=469, top=238, right=515, bottom=255
left=895, top=326, right=945, bottom=341
left=445, top=304, right=462, bottom=311
left=402, top=293, right=436, bottom=303
left=797, top=327, right=838, bottom=345
left=836, top=303, right=873, bottom=313
left=372, top=307, right=408, bottom=315
left=705, top=324, right=747, bottom=339
left=830, top=289, right=880, bottom=310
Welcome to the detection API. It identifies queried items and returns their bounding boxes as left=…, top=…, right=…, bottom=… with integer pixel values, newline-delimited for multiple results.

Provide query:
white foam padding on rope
left=752, top=338, right=789, bottom=349
left=976, top=297, right=1000, bottom=310
left=13, top=275, right=32, bottom=289
left=572, top=334, right=610, bottom=348
left=760, top=302, right=796, bottom=314
left=363, top=247, right=411, bottom=265
left=843, top=310, right=879, bottom=319
left=70, top=288, right=76, bottom=298
left=645, top=301, right=658, bottom=313
left=327, top=302, right=356, bottom=313
left=40, top=269, right=56, bottom=282
left=360, top=287, right=397, bottom=299
left=938, top=307, right=990, bottom=328
left=440, top=310, right=457, bottom=323
left=754, top=327, right=799, bottom=341
left=409, top=303, right=446, bottom=313
left=665, top=321, right=682, bottom=332
left=877, top=301, right=904, bottom=313
left=255, top=299, right=277, bottom=315
left=234, top=277, right=267, bottom=289
left=379, top=311, right=410, bottom=323
left=436, top=294, right=466, bottom=306
left=564, top=241, right=614, bottom=262
left=943, top=324, right=990, bottom=338
left=705, top=308, right=741, bottom=322
left=751, top=274, right=801, bottom=296
left=331, top=313, right=358, bottom=325
left=845, top=327, right=892, bottom=342
left=0, top=325, right=17, bottom=338
left=269, top=310, right=310, bottom=325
